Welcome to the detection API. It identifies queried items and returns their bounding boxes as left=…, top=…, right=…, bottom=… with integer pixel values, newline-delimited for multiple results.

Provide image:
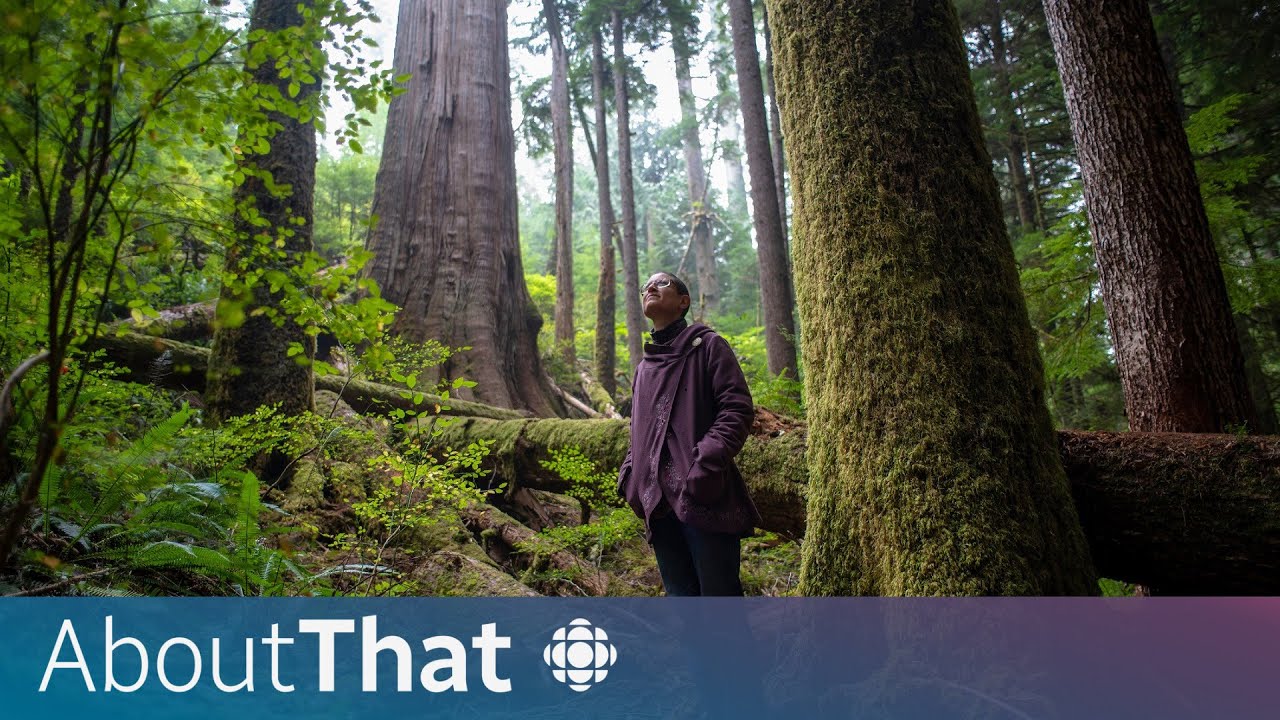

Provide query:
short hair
left=661, top=272, right=692, bottom=318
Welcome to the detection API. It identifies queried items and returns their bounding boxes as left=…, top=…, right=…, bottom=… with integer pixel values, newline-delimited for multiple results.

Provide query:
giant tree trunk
left=667, top=3, right=719, bottom=316
left=729, top=0, right=799, bottom=381
left=612, top=10, right=645, bottom=374
left=591, top=29, right=618, bottom=399
left=207, top=0, right=318, bottom=423
left=365, top=0, right=560, bottom=416
left=768, top=0, right=1096, bottom=595
left=1043, top=0, right=1258, bottom=433
left=544, top=0, right=575, bottom=367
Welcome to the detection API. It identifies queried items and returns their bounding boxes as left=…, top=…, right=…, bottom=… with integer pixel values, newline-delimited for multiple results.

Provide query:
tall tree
left=1043, top=0, right=1259, bottom=433
left=591, top=27, right=618, bottom=399
left=986, top=0, right=1037, bottom=232
left=366, top=0, right=561, bottom=416
left=760, top=2, right=788, bottom=231
left=207, top=0, right=319, bottom=423
left=728, top=0, right=798, bottom=380
left=543, top=0, right=576, bottom=367
left=769, top=0, right=1097, bottom=594
left=665, top=0, right=719, bottom=316
left=613, top=9, right=645, bottom=373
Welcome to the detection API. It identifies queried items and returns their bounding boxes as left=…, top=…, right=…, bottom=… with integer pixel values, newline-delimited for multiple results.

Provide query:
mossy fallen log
left=83, top=332, right=527, bottom=420
left=107, top=301, right=217, bottom=342
left=460, top=505, right=609, bottom=596
left=416, top=416, right=1280, bottom=594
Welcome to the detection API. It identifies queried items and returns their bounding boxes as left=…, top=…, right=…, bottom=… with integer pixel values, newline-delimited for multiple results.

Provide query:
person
left=617, top=271, right=762, bottom=596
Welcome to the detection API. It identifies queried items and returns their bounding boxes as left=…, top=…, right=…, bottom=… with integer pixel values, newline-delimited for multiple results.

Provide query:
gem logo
left=542, top=618, right=617, bottom=692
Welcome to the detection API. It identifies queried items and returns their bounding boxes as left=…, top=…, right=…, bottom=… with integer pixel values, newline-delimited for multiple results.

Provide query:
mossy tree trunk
left=613, top=10, right=645, bottom=376
left=590, top=28, right=618, bottom=399
left=207, top=0, right=318, bottom=423
left=364, top=0, right=561, bottom=416
left=1043, top=0, right=1258, bottom=434
left=729, top=0, right=799, bottom=382
left=768, top=0, right=1097, bottom=595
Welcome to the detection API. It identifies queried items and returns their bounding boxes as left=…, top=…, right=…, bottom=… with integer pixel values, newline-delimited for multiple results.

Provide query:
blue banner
left=2, top=598, right=1276, bottom=718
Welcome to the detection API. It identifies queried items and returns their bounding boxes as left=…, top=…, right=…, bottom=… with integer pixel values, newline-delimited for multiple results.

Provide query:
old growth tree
left=769, top=0, right=1097, bottom=595
left=365, top=0, right=561, bottom=415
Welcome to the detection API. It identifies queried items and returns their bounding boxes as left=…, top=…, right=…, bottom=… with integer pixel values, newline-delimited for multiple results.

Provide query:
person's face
left=642, top=273, right=690, bottom=324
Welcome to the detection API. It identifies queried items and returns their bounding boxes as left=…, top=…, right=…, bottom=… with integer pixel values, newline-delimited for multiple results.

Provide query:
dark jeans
left=649, top=513, right=744, bottom=596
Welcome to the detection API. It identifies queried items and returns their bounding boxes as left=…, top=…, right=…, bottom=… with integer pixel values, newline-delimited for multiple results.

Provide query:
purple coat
left=617, top=322, right=762, bottom=538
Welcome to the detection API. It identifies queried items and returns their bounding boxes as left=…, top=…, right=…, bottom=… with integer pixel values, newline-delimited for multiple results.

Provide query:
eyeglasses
left=642, top=279, right=674, bottom=294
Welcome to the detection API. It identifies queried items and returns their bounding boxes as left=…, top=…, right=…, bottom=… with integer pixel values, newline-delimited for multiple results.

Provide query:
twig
left=5, top=567, right=112, bottom=597
left=546, top=374, right=601, bottom=418
left=0, top=350, right=50, bottom=438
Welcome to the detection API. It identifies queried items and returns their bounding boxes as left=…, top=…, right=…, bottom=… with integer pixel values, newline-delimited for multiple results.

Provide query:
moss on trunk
left=762, top=0, right=1096, bottom=594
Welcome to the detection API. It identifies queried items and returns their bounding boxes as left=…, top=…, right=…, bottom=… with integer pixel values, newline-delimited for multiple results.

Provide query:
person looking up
left=617, top=272, right=761, bottom=596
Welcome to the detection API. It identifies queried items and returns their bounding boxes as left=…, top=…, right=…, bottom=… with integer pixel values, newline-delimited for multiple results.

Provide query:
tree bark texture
left=544, top=0, right=575, bottom=368
left=206, top=0, right=317, bottom=423
left=365, top=0, right=560, bottom=416
left=1043, top=0, right=1258, bottom=433
left=667, top=4, right=719, bottom=316
left=417, top=415, right=1280, bottom=595
left=768, top=0, right=1096, bottom=595
left=612, top=12, right=645, bottom=375
left=729, top=0, right=799, bottom=381
left=760, top=2, right=788, bottom=233
left=591, top=29, right=618, bottom=399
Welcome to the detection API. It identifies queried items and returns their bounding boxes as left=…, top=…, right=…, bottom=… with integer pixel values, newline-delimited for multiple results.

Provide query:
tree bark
left=768, top=0, right=1096, bottom=595
left=612, top=11, right=645, bottom=375
left=730, top=0, right=799, bottom=381
left=544, top=0, right=575, bottom=368
left=666, top=2, right=719, bottom=317
left=590, top=29, right=618, bottom=400
left=1043, top=0, right=1258, bottom=433
left=760, top=2, right=788, bottom=233
left=416, top=415, right=1280, bottom=595
left=207, top=0, right=318, bottom=423
left=364, top=0, right=561, bottom=416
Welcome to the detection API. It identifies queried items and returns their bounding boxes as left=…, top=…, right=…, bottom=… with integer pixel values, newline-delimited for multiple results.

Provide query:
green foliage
left=1098, top=578, right=1136, bottom=597
left=740, top=531, right=800, bottom=597
left=12, top=381, right=321, bottom=596
left=718, top=325, right=804, bottom=417
left=532, top=508, right=643, bottom=562
left=327, top=436, right=494, bottom=595
left=539, top=446, right=622, bottom=513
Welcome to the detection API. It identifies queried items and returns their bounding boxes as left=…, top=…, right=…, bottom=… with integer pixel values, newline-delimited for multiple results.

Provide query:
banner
left=2, top=598, right=1276, bottom=718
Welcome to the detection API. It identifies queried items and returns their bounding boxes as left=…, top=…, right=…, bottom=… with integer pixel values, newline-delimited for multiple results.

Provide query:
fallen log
left=460, top=504, right=609, bottom=596
left=108, top=301, right=217, bottom=342
left=83, top=332, right=527, bottom=420
left=416, top=416, right=1280, bottom=594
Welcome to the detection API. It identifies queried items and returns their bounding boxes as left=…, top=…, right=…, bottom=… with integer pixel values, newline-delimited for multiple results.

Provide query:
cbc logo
left=543, top=618, right=618, bottom=692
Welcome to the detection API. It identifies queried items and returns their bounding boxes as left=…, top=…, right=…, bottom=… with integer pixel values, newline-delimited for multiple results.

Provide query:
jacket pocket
left=685, top=459, right=727, bottom=505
